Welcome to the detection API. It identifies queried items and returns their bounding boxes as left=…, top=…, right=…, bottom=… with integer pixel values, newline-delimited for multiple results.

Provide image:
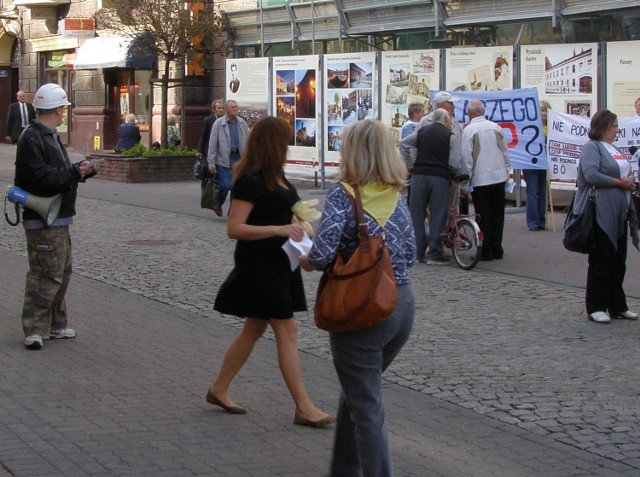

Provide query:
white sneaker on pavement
left=615, top=310, right=639, bottom=320
left=24, top=335, right=43, bottom=350
left=44, top=328, right=77, bottom=340
left=588, top=312, right=610, bottom=323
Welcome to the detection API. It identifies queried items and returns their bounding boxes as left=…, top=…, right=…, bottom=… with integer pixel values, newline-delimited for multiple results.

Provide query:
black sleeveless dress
left=214, top=174, right=307, bottom=319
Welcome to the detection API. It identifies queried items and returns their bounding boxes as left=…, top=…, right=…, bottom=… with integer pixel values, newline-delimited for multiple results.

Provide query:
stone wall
left=88, top=153, right=198, bottom=183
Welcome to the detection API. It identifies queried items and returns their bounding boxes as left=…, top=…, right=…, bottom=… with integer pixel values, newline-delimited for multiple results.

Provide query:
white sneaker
left=24, top=335, right=43, bottom=350
left=615, top=310, right=639, bottom=320
left=588, top=311, right=610, bottom=323
left=44, top=328, right=77, bottom=340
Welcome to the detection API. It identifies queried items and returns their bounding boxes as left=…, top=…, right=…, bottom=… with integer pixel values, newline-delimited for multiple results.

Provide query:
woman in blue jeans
left=300, top=119, right=416, bottom=477
left=523, top=100, right=551, bottom=231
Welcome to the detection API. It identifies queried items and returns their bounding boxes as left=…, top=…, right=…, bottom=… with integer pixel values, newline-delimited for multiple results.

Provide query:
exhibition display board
left=221, top=40, right=640, bottom=183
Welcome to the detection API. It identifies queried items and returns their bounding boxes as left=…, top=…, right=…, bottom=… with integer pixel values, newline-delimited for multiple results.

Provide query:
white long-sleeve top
left=461, top=115, right=511, bottom=188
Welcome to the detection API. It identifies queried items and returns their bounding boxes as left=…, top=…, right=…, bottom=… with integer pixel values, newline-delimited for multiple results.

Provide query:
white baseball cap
left=434, top=91, right=460, bottom=104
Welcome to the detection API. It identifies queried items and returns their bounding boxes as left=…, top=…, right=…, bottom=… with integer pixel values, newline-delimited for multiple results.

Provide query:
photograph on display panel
left=323, top=52, right=376, bottom=167
left=446, top=46, right=513, bottom=92
left=380, top=50, right=440, bottom=144
left=519, top=43, right=597, bottom=117
left=606, top=41, right=640, bottom=118
left=272, top=56, right=319, bottom=170
left=226, top=58, right=270, bottom=129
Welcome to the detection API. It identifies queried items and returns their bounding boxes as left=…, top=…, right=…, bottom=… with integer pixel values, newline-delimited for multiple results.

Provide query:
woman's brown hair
left=232, top=116, right=292, bottom=189
left=588, top=109, right=617, bottom=141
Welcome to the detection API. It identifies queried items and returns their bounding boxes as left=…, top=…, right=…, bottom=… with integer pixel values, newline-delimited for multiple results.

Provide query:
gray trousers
left=409, top=174, right=450, bottom=260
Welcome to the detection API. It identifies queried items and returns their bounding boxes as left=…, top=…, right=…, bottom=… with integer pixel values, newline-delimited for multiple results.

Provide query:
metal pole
left=259, top=0, right=265, bottom=57
left=311, top=0, right=315, bottom=55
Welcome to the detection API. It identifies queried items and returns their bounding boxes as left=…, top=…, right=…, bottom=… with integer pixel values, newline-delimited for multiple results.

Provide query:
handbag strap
left=345, top=184, right=373, bottom=253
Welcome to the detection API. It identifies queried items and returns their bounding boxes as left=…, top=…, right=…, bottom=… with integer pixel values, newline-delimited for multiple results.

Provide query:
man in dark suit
left=196, top=99, right=225, bottom=161
left=5, top=91, right=36, bottom=144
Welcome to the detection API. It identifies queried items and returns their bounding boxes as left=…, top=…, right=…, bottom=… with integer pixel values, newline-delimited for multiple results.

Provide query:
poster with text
left=272, top=55, right=319, bottom=171
left=445, top=88, right=546, bottom=170
left=520, top=43, right=597, bottom=118
left=606, top=41, right=640, bottom=118
left=323, top=52, right=376, bottom=167
left=445, top=46, right=513, bottom=93
left=546, top=110, right=640, bottom=182
left=380, top=49, right=440, bottom=143
left=226, top=58, right=269, bottom=128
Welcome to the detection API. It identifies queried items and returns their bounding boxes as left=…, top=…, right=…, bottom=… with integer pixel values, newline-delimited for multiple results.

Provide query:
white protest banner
left=547, top=110, right=640, bottom=182
left=445, top=88, right=547, bottom=170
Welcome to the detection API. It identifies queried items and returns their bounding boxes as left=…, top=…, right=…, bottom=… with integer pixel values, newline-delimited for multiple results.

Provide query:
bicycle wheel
left=452, top=218, right=481, bottom=270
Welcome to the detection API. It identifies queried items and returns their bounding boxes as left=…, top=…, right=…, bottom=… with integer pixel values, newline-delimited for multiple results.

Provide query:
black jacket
left=197, top=114, right=219, bottom=156
left=14, top=120, right=86, bottom=222
left=413, top=121, right=452, bottom=179
left=5, top=101, right=36, bottom=144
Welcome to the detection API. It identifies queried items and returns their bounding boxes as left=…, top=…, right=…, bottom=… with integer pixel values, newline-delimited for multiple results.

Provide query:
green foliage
left=121, top=143, right=196, bottom=157
left=121, top=143, right=147, bottom=157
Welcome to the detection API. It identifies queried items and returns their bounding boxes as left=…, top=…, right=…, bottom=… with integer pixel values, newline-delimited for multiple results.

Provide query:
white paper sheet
left=282, top=233, right=313, bottom=271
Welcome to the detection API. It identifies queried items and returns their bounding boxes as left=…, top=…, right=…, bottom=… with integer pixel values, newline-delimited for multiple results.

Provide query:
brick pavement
left=1, top=143, right=640, bottom=476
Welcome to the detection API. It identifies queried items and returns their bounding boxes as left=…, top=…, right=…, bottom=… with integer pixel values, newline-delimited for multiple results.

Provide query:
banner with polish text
left=547, top=110, right=640, bottom=182
left=444, top=88, right=547, bottom=170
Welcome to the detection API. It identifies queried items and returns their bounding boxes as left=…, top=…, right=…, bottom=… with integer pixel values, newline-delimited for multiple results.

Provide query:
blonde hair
left=338, top=119, right=407, bottom=188
left=539, top=100, right=552, bottom=111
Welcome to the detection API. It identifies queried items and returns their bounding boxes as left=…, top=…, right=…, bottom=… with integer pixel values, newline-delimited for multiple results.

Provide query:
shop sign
left=48, top=53, right=65, bottom=68
left=61, top=18, right=95, bottom=38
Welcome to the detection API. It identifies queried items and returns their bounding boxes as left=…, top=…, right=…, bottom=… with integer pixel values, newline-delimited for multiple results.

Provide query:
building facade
left=0, top=0, right=225, bottom=153
left=2, top=0, right=640, bottom=153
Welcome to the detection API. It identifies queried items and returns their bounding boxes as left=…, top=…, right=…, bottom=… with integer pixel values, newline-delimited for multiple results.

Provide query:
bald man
left=5, top=91, right=36, bottom=144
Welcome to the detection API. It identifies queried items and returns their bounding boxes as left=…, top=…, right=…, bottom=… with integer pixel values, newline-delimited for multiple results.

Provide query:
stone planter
left=87, top=152, right=197, bottom=183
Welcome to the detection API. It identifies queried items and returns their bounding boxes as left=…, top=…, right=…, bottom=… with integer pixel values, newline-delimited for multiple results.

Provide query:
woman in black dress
left=206, top=116, right=333, bottom=427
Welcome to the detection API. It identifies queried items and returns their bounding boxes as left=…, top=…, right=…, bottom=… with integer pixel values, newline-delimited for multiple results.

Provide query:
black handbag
left=562, top=187, right=596, bottom=254
left=201, top=174, right=221, bottom=210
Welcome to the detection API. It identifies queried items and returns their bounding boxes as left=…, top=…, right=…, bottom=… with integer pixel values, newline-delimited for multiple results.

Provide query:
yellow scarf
left=340, top=182, right=399, bottom=227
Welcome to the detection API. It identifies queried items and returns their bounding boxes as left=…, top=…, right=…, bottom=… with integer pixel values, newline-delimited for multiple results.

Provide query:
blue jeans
left=523, top=169, right=547, bottom=230
left=216, top=154, right=240, bottom=207
left=329, top=284, right=415, bottom=477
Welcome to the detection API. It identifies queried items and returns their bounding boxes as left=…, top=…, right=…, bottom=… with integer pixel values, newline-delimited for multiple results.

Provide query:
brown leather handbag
left=314, top=185, right=397, bottom=333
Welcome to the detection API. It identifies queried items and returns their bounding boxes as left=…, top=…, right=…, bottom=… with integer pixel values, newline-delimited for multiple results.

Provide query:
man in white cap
left=15, top=83, right=97, bottom=350
left=400, top=91, right=468, bottom=246
left=400, top=91, right=462, bottom=164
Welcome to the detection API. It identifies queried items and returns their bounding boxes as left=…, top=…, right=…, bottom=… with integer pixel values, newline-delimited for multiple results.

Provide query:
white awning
left=74, top=36, right=155, bottom=70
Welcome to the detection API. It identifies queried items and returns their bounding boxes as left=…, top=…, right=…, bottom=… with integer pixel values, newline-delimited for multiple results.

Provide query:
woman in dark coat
left=114, top=114, right=141, bottom=152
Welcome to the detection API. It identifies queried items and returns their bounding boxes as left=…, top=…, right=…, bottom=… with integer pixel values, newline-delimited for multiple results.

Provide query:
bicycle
left=425, top=175, right=483, bottom=270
